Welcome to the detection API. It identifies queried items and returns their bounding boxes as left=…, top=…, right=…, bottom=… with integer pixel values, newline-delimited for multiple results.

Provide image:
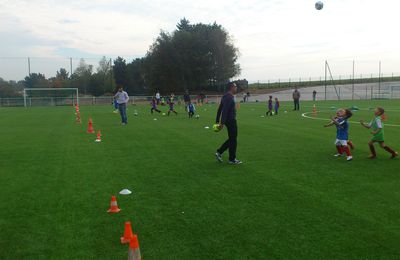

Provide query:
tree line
left=0, top=18, right=244, bottom=98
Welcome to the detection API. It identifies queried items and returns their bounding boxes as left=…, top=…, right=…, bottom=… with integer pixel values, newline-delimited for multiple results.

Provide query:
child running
left=266, top=96, right=273, bottom=116
left=167, top=95, right=178, bottom=116
left=360, top=107, right=398, bottom=159
left=188, top=102, right=195, bottom=118
left=274, top=97, right=280, bottom=115
left=324, top=109, right=353, bottom=161
left=150, top=97, right=161, bottom=114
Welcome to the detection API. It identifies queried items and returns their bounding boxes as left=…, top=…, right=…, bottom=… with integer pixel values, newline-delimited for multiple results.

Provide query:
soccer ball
left=272, top=111, right=275, bottom=115
left=162, top=113, right=166, bottom=116
left=315, top=1, right=323, bottom=10
left=195, top=115, right=200, bottom=119
left=213, top=124, right=222, bottom=132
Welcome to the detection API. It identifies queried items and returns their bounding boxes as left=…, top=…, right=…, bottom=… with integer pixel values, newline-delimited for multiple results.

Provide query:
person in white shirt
left=114, top=86, right=129, bottom=125
left=155, top=91, right=161, bottom=105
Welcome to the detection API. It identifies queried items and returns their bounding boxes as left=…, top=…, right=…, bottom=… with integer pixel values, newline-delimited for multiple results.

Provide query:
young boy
left=188, top=102, right=195, bottom=118
left=167, top=95, right=178, bottom=116
left=274, top=97, right=280, bottom=115
left=112, top=99, right=119, bottom=113
left=266, top=96, right=273, bottom=116
left=150, top=97, right=161, bottom=114
left=360, top=107, right=398, bottom=159
left=324, top=109, right=353, bottom=161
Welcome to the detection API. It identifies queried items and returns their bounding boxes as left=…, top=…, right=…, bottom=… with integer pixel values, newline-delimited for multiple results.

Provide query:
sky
left=1, top=0, right=400, bottom=81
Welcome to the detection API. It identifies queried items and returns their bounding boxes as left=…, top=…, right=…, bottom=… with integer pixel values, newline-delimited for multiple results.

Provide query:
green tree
left=144, top=19, right=240, bottom=94
left=112, top=57, right=128, bottom=90
left=71, top=59, right=93, bottom=95
left=23, top=73, right=49, bottom=89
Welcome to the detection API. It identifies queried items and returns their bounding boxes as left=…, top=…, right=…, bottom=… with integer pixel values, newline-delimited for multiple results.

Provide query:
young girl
left=150, top=97, right=161, bottom=114
left=324, top=109, right=353, bottom=161
left=266, top=96, right=273, bottom=116
left=360, top=107, right=398, bottom=159
left=274, top=97, right=280, bottom=115
left=167, top=96, right=178, bottom=116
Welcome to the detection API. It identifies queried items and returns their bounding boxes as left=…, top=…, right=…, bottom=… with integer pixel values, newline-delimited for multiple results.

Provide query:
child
left=343, top=109, right=355, bottom=150
left=112, top=99, right=119, bottom=113
left=150, top=97, right=161, bottom=114
left=360, top=107, right=398, bottom=159
left=324, top=109, right=353, bottom=161
left=167, top=96, right=178, bottom=116
left=188, top=102, right=195, bottom=118
left=274, top=97, right=280, bottom=115
left=266, top=96, right=273, bottom=116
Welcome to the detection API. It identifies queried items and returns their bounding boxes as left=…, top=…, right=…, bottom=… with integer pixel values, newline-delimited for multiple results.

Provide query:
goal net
left=23, top=88, right=79, bottom=107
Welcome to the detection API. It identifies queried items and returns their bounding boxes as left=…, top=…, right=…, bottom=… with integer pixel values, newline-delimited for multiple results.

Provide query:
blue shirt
left=335, top=117, right=349, bottom=140
left=188, top=104, right=195, bottom=112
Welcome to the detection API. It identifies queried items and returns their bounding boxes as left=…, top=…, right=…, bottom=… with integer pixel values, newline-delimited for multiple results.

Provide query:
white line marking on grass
left=301, top=112, right=400, bottom=127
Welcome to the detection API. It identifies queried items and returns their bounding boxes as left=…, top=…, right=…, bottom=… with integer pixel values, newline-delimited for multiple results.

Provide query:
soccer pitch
left=1, top=100, right=400, bottom=259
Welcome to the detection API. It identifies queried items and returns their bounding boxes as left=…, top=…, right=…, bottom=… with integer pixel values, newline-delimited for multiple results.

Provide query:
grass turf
left=0, top=100, right=400, bottom=259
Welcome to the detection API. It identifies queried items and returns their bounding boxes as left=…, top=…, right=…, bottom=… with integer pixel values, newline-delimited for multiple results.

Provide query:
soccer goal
left=23, top=88, right=79, bottom=107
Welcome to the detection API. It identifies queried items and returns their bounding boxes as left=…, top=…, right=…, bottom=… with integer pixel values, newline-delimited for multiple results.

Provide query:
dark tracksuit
left=216, top=92, right=237, bottom=161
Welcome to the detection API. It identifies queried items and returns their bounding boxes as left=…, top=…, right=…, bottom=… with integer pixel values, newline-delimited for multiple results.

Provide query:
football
left=315, top=1, right=324, bottom=10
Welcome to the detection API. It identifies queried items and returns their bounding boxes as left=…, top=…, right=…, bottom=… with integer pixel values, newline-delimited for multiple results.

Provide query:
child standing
left=274, top=97, right=280, bottom=115
left=360, top=107, right=398, bottom=159
left=266, top=96, right=273, bottom=116
left=188, top=102, right=196, bottom=118
left=150, top=97, right=161, bottom=114
left=324, top=109, right=353, bottom=161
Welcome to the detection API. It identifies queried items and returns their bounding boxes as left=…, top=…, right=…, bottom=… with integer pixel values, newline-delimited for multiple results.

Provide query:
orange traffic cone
left=121, top=221, right=134, bottom=244
left=87, top=118, right=95, bottom=133
left=107, top=196, right=121, bottom=213
left=312, top=104, right=317, bottom=117
left=128, top=234, right=142, bottom=260
left=95, top=130, right=102, bottom=142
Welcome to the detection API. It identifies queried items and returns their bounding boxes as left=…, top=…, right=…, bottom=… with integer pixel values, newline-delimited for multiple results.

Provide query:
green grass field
left=1, top=100, right=400, bottom=259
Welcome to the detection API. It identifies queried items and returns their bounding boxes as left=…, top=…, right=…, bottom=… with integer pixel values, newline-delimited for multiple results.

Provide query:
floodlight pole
left=352, top=60, right=355, bottom=100
left=28, top=57, right=31, bottom=76
left=378, top=61, right=381, bottom=98
left=23, top=89, right=27, bottom=107
left=324, top=60, right=327, bottom=100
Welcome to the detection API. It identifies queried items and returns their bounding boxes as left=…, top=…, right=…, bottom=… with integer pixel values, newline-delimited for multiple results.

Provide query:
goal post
left=23, top=88, right=79, bottom=107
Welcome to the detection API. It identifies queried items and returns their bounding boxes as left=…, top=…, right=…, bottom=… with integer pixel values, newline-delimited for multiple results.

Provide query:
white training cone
left=119, top=189, right=132, bottom=195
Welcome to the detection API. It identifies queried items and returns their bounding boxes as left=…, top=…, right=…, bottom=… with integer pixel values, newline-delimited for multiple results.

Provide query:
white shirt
left=156, top=92, right=160, bottom=99
left=114, top=91, right=129, bottom=104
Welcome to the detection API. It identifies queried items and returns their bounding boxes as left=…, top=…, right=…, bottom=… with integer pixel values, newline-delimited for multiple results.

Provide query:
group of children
left=150, top=95, right=196, bottom=118
left=266, top=96, right=280, bottom=116
left=325, top=107, right=398, bottom=161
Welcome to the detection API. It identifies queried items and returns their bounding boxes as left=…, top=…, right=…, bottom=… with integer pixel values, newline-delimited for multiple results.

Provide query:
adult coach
left=215, top=83, right=242, bottom=165
left=114, top=86, right=129, bottom=125
left=293, top=87, right=301, bottom=111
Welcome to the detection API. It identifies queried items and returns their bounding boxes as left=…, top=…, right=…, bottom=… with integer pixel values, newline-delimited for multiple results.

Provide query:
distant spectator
left=247, top=91, right=250, bottom=102
left=313, top=90, right=317, bottom=101
left=293, top=87, right=301, bottom=111
left=155, top=90, right=161, bottom=105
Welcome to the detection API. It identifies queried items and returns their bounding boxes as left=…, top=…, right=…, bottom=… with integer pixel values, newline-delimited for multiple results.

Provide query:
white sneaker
left=334, top=153, right=343, bottom=157
left=215, top=152, right=223, bottom=163
left=229, top=159, right=243, bottom=165
left=347, top=156, right=353, bottom=161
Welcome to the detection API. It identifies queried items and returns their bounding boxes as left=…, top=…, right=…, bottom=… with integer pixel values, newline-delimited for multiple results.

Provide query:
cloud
left=1, top=0, right=400, bottom=80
